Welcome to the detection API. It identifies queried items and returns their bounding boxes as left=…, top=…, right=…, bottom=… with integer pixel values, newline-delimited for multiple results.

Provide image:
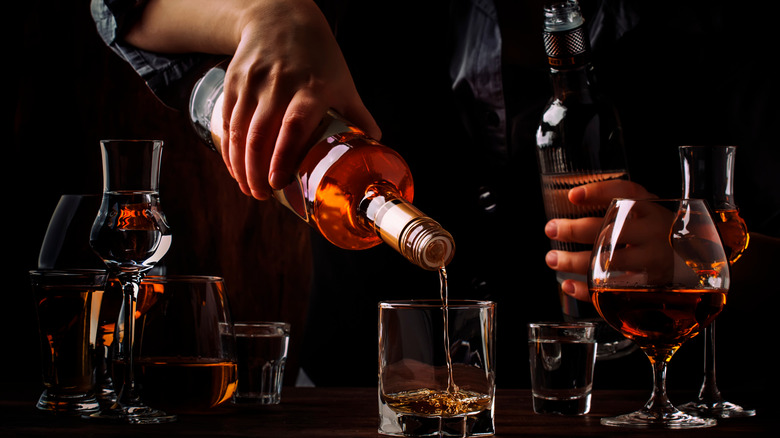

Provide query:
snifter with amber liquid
left=589, top=198, right=729, bottom=428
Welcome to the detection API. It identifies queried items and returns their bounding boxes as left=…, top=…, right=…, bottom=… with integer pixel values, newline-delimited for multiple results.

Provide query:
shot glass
left=232, top=322, right=291, bottom=405
left=379, top=300, right=496, bottom=437
left=527, top=321, right=597, bottom=415
left=30, top=269, right=109, bottom=414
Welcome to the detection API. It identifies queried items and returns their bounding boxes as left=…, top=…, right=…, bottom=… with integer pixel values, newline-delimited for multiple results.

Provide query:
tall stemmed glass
left=589, top=198, right=729, bottom=428
left=89, top=140, right=174, bottom=423
left=677, top=145, right=755, bottom=418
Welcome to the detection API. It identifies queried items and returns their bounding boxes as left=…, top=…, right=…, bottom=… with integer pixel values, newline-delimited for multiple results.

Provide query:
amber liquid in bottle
left=197, top=71, right=453, bottom=270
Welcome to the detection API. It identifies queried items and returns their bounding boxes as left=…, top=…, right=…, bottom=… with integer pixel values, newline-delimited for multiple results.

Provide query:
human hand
left=591, top=198, right=727, bottom=291
left=544, top=179, right=654, bottom=301
left=218, top=0, right=380, bottom=200
left=124, top=0, right=380, bottom=201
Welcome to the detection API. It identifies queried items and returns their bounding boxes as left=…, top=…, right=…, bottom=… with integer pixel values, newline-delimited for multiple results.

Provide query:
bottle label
left=375, top=199, right=424, bottom=251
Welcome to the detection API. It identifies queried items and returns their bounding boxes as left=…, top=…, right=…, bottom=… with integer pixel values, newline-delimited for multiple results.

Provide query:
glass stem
left=117, top=274, right=142, bottom=406
left=644, top=357, right=677, bottom=417
left=697, top=323, right=722, bottom=403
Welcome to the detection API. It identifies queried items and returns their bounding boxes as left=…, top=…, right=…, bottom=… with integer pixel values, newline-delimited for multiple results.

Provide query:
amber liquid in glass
left=592, top=288, right=727, bottom=361
left=383, top=268, right=492, bottom=418
left=90, top=191, right=172, bottom=270
left=714, top=209, right=749, bottom=264
left=114, top=357, right=237, bottom=411
left=383, top=387, right=493, bottom=417
left=36, top=285, right=101, bottom=395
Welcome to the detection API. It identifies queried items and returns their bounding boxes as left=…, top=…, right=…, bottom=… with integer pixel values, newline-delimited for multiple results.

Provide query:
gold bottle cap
left=374, top=199, right=455, bottom=270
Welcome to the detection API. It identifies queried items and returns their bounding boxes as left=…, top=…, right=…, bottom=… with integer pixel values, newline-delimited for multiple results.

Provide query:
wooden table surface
left=0, top=384, right=769, bottom=437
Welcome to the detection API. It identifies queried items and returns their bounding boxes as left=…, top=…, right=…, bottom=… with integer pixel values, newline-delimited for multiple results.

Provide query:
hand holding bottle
left=124, top=0, right=380, bottom=200
left=544, top=179, right=654, bottom=301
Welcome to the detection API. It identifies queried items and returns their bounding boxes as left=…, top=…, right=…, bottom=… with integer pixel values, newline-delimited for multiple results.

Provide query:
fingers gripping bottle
left=535, top=1, right=632, bottom=357
left=189, top=62, right=454, bottom=271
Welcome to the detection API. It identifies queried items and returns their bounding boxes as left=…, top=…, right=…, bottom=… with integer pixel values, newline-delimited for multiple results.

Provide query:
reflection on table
left=0, top=384, right=768, bottom=437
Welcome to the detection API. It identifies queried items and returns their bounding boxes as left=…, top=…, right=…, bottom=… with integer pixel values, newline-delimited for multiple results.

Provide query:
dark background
left=8, top=0, right=313, bottom=391
left=6, top=0, right=779, bottom=411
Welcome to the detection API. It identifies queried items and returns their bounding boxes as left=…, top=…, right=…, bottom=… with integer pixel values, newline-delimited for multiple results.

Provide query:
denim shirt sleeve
left=90, top=0, right=206, bottom=98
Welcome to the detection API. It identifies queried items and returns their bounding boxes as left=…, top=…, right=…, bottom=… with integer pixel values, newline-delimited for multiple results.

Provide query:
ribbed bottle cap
left=399, top=217, right=455, bottom=271
left=542, top=1, right=589, bottom=68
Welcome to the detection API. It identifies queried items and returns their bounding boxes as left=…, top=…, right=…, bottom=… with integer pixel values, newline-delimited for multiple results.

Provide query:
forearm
left=124, top=0, right=250, bottom=55
left=107, top=0, right=377, bottom=200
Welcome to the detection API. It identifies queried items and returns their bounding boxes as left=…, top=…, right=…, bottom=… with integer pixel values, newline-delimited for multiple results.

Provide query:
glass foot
left=678, top=400, right=756, bottom=419
left=85, top=403, right=177, bottom=424
left=37, top=390, right=100, bottom=415
left=600, top=408, right=716, bottom=429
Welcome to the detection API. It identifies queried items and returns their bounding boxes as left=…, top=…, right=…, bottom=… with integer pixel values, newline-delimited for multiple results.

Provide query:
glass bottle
left=189, top=63, right=454, bottom=271
left=535, top=0, right=631, bottom=357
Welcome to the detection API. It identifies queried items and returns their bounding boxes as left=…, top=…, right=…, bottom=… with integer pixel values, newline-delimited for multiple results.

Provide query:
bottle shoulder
left=538, top=97, right=621, bottom=133
left=536, top=96, right=627, bottom=172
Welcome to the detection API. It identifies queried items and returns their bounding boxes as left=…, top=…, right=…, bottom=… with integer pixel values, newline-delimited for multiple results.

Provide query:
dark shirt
left=91, top=0, right=778, bottom=390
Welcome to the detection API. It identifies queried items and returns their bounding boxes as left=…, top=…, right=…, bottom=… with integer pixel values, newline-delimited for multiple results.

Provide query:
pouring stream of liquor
left=439, top=267, right=459, bottom=394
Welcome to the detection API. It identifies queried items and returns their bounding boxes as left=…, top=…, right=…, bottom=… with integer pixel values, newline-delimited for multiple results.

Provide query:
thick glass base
left=600, top=408, right=716, bottom=429
left=378, top=401, right=494, bottom=437
left=532, top=393, right=590, bottom=416
left=232, top=393, right=282, bottom=405
left=86, top=404, right=177, bottom=424
left=678, top=400, right=756, bottom=419
left=37, top=390, right=100, bottom=415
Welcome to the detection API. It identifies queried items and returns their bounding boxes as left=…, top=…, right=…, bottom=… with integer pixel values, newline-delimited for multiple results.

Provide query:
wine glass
left=677, top=145, right=755, bottom=418
left=589, top=198, right=729, bottom=428
left=88, top=140, right=174, bottom=424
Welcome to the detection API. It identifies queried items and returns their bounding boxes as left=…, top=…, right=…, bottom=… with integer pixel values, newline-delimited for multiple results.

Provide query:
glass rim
left=678, top=144, right=737, bottom=149
left=610, top=197, right=708, bottom=203
left=379, top=299, right=495, bottom=309
left=527, top=321, right=599, bottom=329
left=141, top=275, right=225, bottom=283
left=29, top=268, right=108, bottom=276
left=234, top=321, right=290, bottom=329
left=57, top=193, right=101, bottom=198
left=609, top=198, right=711, bottom=209
left=233, top=321, right=290, bottom=327
left=99, top=139, right=164, bottom=144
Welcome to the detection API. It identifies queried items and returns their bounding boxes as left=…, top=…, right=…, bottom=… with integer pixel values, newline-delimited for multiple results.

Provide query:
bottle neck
left=542, top=1, right=597, bottom=101
left=359, top=184, right=454, bottom=270
left=549, top=63, right=596, bottom=101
